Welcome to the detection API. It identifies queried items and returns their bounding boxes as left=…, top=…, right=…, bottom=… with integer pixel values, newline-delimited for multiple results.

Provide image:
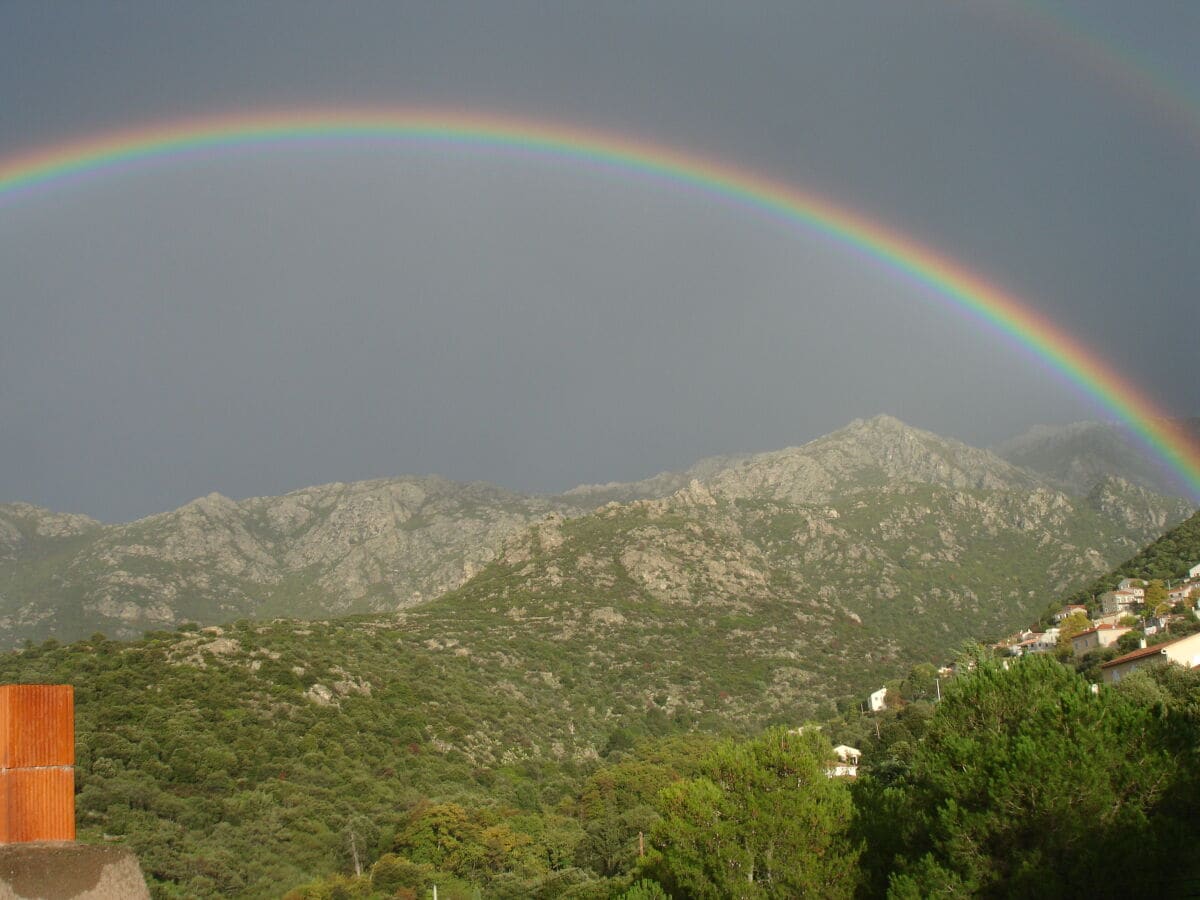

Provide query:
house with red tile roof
left=1071, top=624, right=1130, bottom=658
left=1101, top=589, right=1142, bottom=615
left=1100, top=632, right=1200, bottom=684
left=1053, top=604, right=1089, bottom=623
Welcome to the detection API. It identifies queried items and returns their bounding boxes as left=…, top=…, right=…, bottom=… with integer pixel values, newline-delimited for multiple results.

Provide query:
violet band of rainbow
left=2, top=109, right=1197, bottom=498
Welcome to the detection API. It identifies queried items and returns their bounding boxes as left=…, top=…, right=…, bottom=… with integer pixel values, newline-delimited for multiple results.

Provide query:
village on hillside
left=992, top=561, right=1200, bottom=684
left=840, top=562, right=1200, bottom=779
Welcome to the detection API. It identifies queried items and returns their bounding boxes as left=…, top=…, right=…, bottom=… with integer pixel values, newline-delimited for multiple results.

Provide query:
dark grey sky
left=2, top=1, right=1197, bottom=521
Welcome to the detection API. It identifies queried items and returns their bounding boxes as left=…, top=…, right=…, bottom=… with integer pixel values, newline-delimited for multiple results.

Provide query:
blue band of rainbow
left=2, top=109, right=1196, bottom=497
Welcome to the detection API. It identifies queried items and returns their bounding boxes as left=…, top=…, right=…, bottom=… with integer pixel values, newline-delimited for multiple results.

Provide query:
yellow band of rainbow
left=2, top=109, right=1196, bottom=497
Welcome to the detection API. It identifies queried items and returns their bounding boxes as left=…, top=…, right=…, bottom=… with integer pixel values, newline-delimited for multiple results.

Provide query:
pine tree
left=645, top=727, right=859, bottom=898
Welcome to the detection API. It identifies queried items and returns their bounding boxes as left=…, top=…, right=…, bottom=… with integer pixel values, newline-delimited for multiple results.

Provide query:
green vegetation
left=251, top=653, right=1200, bottom=898
left=0, top=618, right=737, bottom=898
left=1054, top=610, right=1091, bottom=658
left=643, top=728, right=859, bottom=898
left=0, top=432, right=1195, bottom=896
left=6, top=573, right=1200, bottom=896
left=1062, top=509, right=1200, bottom=612
left=851, top=655, right=1200, bottom=897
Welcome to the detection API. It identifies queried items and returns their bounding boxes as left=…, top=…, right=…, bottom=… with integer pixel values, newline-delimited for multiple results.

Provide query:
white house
left=826, top=745, right=861, bottom=778
left=1009, top=632, right=1057, bottom=656
left=1054, top=605, right=1089, bottom=622
left=1189, top=563, right=1200, bottom=580
left=868, top=687, right=888, bottom=713
left=1168, top=585, right=1194, bottom=604
left=1101, top=631, right=1200, bottom=684
left=1071, top=624, right=1130, bottom=657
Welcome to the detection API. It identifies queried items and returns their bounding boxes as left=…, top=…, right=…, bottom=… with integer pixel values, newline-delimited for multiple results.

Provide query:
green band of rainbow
left=2, top=108, right=1197, bottom=497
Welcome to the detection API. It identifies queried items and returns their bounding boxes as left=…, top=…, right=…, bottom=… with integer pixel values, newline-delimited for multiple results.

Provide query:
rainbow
left=1, top=108, right=1197, bottom=497
left=981, top=2, right=1200, bottom=153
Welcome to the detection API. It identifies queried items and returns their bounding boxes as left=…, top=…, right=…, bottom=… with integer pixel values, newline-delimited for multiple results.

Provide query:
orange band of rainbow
left=2, top=109, right=1196, bottom=497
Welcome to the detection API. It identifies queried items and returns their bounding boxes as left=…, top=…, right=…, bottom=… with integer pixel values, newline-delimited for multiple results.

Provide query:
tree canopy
left=856, top=655, right=1200, bottom=897
left=644, top=726, right=860, bottom=898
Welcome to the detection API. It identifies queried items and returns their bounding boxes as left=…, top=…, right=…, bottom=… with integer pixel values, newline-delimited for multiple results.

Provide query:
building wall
left=1103, top=654, right=1162, bottom=684
left=1073, top=627, right=1128, bottom=657
left=1103, top=633, right=1200, bottom=684
left=1097, top=628, right=1129, bottom=649
left=1163, top=632, right=1200, bottom=668
left=1072, top=632, right=1100, bottom=656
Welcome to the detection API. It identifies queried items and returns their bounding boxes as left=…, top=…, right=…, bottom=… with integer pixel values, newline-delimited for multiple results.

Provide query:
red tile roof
left=1101, top=639, right=1179, bottom=668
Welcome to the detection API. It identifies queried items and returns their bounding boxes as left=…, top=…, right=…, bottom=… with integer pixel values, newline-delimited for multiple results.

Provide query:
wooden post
left=0, top=684, right=75, bottom=843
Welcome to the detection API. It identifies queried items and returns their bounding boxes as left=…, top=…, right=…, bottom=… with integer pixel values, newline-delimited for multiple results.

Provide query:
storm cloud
left=1, top=1, right=1196, bottom=521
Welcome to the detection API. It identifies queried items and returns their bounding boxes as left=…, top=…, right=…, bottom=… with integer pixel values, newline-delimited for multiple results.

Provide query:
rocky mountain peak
left=697, top=415, right=1040, bottom=504
left=0, top=503, right=102, bottom=560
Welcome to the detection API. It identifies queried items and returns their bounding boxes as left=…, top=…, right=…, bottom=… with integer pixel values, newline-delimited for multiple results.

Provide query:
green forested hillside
left=10, top=551, right=1200, bottom=897
left=1062, top=508, right=1200, bottom=609
left=5, top=622, right=599, bottom=897
left=1, top=418, right=1195, bottom=896
left=3, top=502, right=1194, bottom=896
left=403, top=469, right=1189, bottom=722
left=15, top=624, right=1198, bottom=898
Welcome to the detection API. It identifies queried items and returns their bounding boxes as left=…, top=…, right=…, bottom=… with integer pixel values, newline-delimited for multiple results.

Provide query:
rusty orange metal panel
left=0, top=767, right=75, bottom=842
left=0, top=685, right=74, bottom=769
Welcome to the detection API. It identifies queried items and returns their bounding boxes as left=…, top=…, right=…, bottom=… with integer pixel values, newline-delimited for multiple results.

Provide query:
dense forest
left=281, top=655, right=1200, bottom=898
left=9, top=631, right=1200, bottom=898
left=2, top=513, right=1196, bottom=897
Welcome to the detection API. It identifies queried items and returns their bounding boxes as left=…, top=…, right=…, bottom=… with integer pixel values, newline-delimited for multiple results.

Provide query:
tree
left=1145, top=579, right=1170, bottom=617
left=1116, top=630, right=1145, bottom=655
left=898, top=663, right=939, bottom=702
left=341, top=814, right=378, bottom=877
left=573, top=742, right=712, bottom=879
left=883, top=655, right=1176, bottom=897
left=392, top=803, right=483, bottom=878
left=645, top=727, right=859, bottom=898
left=619, top=879, right=671, bottom=899
left=1185, top=587, right=1200, bottom=611
left=1056, top=611, right=1092, bottom=658
left=369, top=854, right=431, bottom=895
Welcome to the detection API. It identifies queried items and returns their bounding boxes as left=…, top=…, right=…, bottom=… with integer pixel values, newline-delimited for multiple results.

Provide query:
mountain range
left=3, top=413, right=1199, bottom=897
left=995, top=417, right=1200, bottom=497
left=0, top=414, right=1192, bottom=649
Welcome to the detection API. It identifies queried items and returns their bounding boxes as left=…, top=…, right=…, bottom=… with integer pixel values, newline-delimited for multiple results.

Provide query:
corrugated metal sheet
left=0, top=685, right=75, bottom=843
left=0, top=767, right=75, bottom=842
left=0, top=685, right=74, bottom=768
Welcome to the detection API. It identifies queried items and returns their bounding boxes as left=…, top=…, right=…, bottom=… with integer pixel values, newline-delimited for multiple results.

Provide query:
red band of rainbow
left=2, top=109, right=1196, bottom=498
